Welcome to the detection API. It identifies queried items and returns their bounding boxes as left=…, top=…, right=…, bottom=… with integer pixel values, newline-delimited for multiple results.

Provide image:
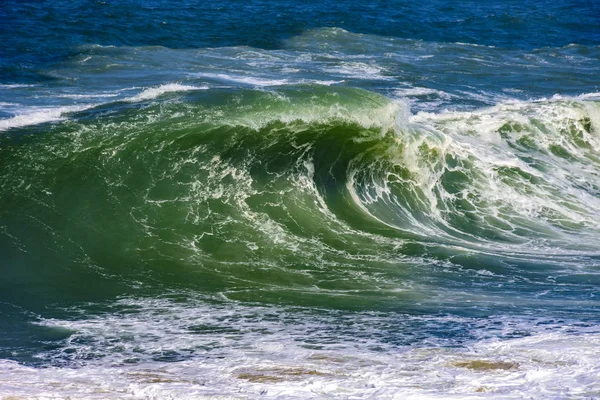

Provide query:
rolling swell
left=1, top=86, right=599, bottom=315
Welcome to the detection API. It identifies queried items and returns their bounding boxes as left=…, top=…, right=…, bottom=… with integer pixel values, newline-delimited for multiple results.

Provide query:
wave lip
left=0, top=84, right=36, bottom=88
left=0, top=104, right=92, bottom=131
left=0, top=83, right=209, bottom=131
left=124, top=83, right=208, bottom=102
left=191, top=72, right=341, bottom=87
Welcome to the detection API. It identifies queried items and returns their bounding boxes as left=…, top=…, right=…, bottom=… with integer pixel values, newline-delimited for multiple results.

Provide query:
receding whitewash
left=1, top=299, right=599, bottom=399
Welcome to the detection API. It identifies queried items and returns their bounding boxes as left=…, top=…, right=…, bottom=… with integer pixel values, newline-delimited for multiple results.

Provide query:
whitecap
left=0, top=105, right=92, bottom=131
left=125, top=83, right=208, bottom=102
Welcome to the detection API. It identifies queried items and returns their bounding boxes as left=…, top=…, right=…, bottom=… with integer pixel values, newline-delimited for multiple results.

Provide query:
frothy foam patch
left=2, top=297, right=599, bottom=399
left=0, top=105, right=92, bottom=131
left=125, top=83, right=208, bottom=102
left=396, top=96, right=600, bottom=248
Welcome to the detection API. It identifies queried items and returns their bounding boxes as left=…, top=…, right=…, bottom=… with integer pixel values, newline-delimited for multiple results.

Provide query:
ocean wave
left=2, top=88, right=599, bottom=257
left=1, top=89, right=599, bottom=330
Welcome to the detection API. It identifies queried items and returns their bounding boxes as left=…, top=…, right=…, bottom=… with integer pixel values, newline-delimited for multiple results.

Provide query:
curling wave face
left=2, top=87, right=599, bottom=312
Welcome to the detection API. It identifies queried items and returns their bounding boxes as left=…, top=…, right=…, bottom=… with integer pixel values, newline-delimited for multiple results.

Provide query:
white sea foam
left=125, top=83, right=208, bottom=102
left=404, top=97, right=600, bottom=244
left=57, top=92, right=121, bottom=99
left=0, top=85, right=173, bottom=130
left=394, top=87, right=454, bottom=99
left=0, top=104, right=92, bottom=131
left=578, top=92, right=600, bottom=101
left=0, top=84, right=35, bottom=88
left=0, top=84, right=203, bottom=131
left=193, top=72, right=339, bottom=87
left=393, top=87, right=455, bottom=111
left=196, top=72, right=290, bottom=86
left=225, top=94, right=403, bottom=132
left=324, top=62, right=392, bottom=80
left=321, top=93, right=600, bottom=257
left=1, top=298, right=599, bottom=399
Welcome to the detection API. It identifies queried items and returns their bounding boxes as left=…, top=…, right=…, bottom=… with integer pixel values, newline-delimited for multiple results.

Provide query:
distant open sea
left=1, top=1, right=600, bottom=398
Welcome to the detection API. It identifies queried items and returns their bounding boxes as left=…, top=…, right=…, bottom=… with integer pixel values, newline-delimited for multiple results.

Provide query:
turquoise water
left=1, top=1, right=600, bottom=398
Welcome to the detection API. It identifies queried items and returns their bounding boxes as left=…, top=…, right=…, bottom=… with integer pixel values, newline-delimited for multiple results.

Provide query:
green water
left=2, top=87, right=600, bottom=317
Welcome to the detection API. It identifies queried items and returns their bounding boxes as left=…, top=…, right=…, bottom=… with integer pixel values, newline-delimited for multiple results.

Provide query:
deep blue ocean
left=1, top=1, right=600, bottom=398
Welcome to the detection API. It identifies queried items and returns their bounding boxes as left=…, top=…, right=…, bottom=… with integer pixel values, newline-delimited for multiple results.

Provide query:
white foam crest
left=0, top=84, right=35, bottom=88
left=0, top=104, right=92, bottom=131
left=454, top=89, right=515, bottom=106
left=125, top=83, right=208, bottom=102
left=453, top=41, right=497, bottom=49
left=447, top=98, right=599, bottom=157
left=278, top=100, right=400, bottom=130
left=57, top=92, right=121, bottom=99
left=335, top=96, right=600, bottom=252
left=196, top=72, right=290, bottom=86
left=578, top=92, right=600, bottom=101
left=209, top=93, right=404, bottom=134
left=394, top=87, right=454, bottom=99
left=324, top=62, right=392, bottom=80
left=193, top=72, right=340, bottom=87
left=393, top=87, right=457, bottom=112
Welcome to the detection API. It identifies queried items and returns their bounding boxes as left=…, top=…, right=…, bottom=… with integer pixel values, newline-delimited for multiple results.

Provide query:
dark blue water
left=2, top=0, right=599, bottom=81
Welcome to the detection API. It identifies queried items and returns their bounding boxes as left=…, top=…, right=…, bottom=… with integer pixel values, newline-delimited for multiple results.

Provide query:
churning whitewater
left=1, top=1, right=600, bottom=398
